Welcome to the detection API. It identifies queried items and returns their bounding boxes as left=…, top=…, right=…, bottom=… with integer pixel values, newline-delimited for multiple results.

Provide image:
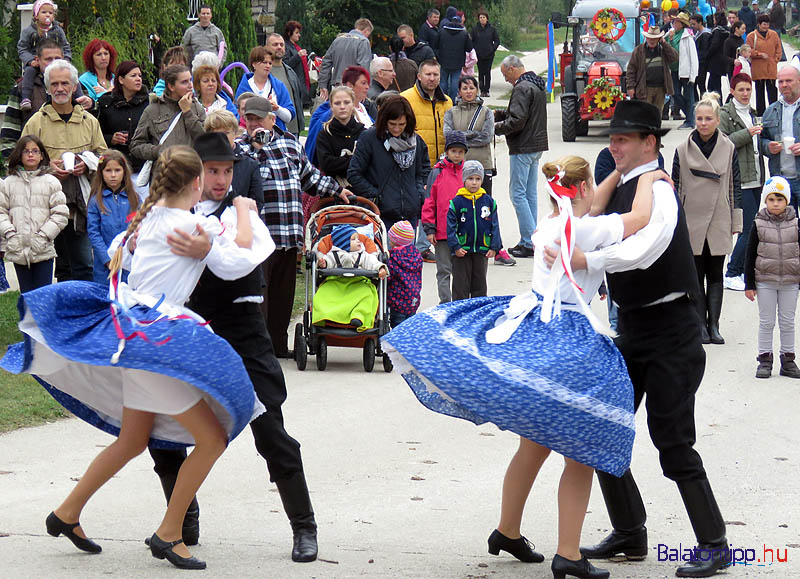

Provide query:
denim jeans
left=726, top=186, right=761, bottom=278
left=53, top=222, right=93, bottom=282
left=785, top=178, right=800, bottom=214
left=509, top=151, right=542, bottom=249
left=439, top=68, right=462, bottom=101
left=14, top=259, right=54, bottom=293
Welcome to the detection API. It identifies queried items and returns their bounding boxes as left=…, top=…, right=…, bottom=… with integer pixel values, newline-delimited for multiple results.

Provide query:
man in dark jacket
left=691, top=14, right=713, bottom=99
left=436, top=6, right=473, bottom=100
left=494, top=55, right=548, bottom=259
left=397, top=24, right=436, bottom=65
left=418, top=8, right=440, bottom=48
left=267, top=33, right=305, bottom=135
left=471, top=11, right=500, bottom=97
left=739, top=0, right=758, bottom=33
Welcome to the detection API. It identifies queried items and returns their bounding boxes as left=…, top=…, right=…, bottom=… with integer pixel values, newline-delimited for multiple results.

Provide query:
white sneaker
left=723, top=274, right=745, bottom=291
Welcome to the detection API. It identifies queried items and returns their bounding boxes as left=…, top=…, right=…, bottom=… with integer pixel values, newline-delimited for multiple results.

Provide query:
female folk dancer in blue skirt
left=384, top=155, right=668, bottom=579
left=1, top=146, right=271, bottom=570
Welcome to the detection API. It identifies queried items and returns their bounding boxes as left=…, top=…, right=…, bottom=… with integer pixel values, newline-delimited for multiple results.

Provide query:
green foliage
left=63, top=0, right=186, bottom=87
left=0, top=4, right=21, bottom=102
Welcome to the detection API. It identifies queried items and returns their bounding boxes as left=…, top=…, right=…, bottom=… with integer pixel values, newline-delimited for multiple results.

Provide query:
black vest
left=604, top=174, right=699, bottom=310
left=189, top=194, right=264, bottom=308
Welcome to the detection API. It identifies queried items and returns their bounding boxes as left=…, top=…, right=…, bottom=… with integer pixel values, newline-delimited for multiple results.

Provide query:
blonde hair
left=323, top=86, right=357, bottom=133
left=192, top=64, right=221, bottom=94
left=108, top=146, right=203, bottom=277
left=542, top=156, right=592, bottom=210
left=695, top=92, right=721, bottom=118
left=204, top=109, right=239, bottom=133
left=737, top=43, right=751, bottom=55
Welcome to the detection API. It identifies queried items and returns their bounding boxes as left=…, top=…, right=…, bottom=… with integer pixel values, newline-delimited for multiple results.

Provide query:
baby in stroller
left=316, top=224, right=388, bottom=278
left=312, top=224, right=388, bottom=332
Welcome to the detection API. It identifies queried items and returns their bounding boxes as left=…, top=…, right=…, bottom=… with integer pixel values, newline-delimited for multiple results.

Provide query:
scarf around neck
left=384, top=133, right=417, bottom=169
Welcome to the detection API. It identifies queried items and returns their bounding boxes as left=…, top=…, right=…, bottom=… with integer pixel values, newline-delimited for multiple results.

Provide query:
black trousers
left=611, top=298, right=708, bottom=483
left=261, top=247, right=298, bottom=357
left=754, top=78, right=777, bottom=116
left=451, top=252, right=488, bottom=301
left=476, top=57, right=493, bottom=93
left=150, top=302, right=304, bottom=484
left=694, top=241, right=725, bottom=294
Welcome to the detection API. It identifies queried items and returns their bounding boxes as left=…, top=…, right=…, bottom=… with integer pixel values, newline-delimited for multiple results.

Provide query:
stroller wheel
left=382, top=353, right=393, bottom=373
left=316, top=337, right=327, bottom=371
left=363, top=340, right=376, bottom=372
left=294, top=323, right=307, bottom=371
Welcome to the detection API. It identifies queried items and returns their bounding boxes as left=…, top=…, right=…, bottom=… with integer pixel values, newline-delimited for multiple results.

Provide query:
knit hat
left=445, top=130, right=468, bottom=151
left=33, top=0, right=55, bottom=18
left=331, top=224, right=356, bottom=249
left=462, top=160, right=485, bottom=183
left=763, top=176, right=791, bottom=203
left=388, top=220, right=415, bottom=247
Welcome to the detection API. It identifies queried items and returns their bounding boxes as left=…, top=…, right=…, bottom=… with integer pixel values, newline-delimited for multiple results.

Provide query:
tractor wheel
left=576, top=118, right=589, bottom=136
left=561, top=96, right=578, bottom=142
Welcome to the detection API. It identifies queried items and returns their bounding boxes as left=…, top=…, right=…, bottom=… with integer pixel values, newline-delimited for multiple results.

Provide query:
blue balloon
left=698, top=0, right=707, bottom=7
left=678, top=0, right=686, bottom=7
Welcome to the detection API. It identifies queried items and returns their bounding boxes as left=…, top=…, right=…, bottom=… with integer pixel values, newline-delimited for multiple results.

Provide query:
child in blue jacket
left=87, top=151, right=139, bottom=283
left=447, top=160, right=501, bottom=300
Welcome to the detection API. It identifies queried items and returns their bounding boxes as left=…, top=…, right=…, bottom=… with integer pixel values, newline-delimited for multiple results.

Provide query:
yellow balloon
left=661, top=0, right=671, bottom=11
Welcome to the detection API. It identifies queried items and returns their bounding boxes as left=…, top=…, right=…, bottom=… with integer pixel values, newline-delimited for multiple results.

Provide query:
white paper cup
left=783, top=136, right=795, bottom=152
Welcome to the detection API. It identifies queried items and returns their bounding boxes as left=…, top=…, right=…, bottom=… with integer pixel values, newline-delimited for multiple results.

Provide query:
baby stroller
left=294, top=196, right=392, bottom=372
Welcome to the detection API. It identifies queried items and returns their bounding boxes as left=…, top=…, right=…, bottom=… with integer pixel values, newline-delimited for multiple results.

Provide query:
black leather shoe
left=46, top=511, right=102, bottom=554
left=580, top=528, right=647, bottom=560
left=552, top=554, right=610, bottom=578
left=149, top=533, right=206, bottom=570
left=508, top=244, right=534, bottom=258
left=292, top=528, right=318, bottom=562
left=675, top=542, right=731, bottom=577
left=487, top=529, right=544, bottom=563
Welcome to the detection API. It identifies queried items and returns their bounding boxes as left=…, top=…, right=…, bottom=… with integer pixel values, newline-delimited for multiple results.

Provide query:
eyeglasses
left=380, top=69, right=395, bottom=74
left=23, top=149, right=42, bottom=156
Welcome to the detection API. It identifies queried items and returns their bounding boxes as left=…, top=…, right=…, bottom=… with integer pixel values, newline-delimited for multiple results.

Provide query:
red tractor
left=551, top=0, right=643, bottom=141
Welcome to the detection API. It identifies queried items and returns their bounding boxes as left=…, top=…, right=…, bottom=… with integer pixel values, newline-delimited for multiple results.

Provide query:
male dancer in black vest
left=148, top=132, right=318, bottom=562
left=546, top=101, right=729, bottom=578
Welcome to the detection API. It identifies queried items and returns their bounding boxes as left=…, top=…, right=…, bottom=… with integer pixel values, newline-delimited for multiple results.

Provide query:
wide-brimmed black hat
left=194, top=132, right=235, bottom=162
left=601, top=100, right=670, bottom=137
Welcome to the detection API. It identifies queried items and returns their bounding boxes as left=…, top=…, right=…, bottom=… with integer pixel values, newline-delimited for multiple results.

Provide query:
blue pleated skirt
left=0, top=281, right=262, bottom=449
left=381, top=295, right=635, bottom=476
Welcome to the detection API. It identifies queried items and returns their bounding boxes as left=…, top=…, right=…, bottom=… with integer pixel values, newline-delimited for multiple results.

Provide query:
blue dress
left=0, top=206, right=271, bottom=449
left=382, top=214, right=636, bottom=476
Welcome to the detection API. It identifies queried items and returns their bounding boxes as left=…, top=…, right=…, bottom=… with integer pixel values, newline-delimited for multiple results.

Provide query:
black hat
left=445, top=130, right=468, bottom=151
left=194, top=132, right=236, bottom=162
left=601, top=100, right=670, bottom=137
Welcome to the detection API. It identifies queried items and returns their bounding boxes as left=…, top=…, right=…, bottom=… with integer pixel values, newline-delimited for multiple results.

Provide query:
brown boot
left=756, top=353, right=773, bottom=379
left=779, top=353, right=800, bottom=378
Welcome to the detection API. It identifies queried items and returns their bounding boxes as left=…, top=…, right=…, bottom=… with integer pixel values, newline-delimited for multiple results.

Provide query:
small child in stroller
left=312, top=224, right=388, bottom=332
left=316, top=224, right=388, bottom=277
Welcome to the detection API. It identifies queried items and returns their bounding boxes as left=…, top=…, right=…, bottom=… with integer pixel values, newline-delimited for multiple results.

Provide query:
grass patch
left=493, top=26, right=549, bottom=68
left=0, top=291, right=66, bottom=433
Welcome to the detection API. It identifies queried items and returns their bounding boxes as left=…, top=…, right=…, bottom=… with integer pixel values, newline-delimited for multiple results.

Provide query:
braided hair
left=108, top=145, right=203, bottom=277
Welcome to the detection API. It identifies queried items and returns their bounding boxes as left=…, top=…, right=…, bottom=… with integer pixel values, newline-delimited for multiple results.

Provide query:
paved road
left=1, top=48, right=799, bottom=578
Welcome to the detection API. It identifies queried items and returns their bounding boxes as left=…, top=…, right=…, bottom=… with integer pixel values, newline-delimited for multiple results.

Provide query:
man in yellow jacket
left=401, top=59, right=452, bottom=259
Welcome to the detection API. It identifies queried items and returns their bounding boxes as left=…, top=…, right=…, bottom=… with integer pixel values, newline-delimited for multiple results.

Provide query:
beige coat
left=676, top=134, right=742, bottom=256
left=0, top=169, right=69, bottom=265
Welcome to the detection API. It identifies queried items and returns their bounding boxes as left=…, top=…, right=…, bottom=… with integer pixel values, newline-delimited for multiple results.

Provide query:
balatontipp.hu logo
left=657, top=543, right=789, bottom=566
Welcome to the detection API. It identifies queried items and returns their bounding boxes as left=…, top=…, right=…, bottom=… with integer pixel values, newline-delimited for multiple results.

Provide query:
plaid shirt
left=237, top=128, right=341, bottom=248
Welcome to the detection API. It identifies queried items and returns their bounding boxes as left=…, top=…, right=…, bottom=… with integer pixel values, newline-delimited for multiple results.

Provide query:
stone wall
left=252, top=0, right=277, bottom=35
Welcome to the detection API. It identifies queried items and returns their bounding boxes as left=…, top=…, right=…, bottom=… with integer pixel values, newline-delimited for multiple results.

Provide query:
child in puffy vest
left=422, top=130, right=467, bottom=304
left=447, top=160, right=501, bottom=301
left=387, top=220, right=422, bottom=328
left=744, top=176, right=800, bottom=379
